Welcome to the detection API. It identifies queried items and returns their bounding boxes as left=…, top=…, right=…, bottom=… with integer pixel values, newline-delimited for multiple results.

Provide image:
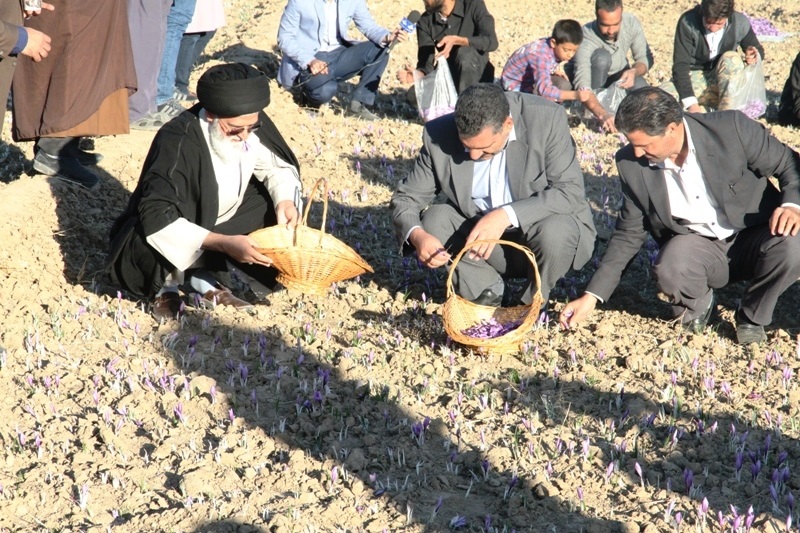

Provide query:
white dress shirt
left=403, top=121, right=520, bottom=244
left=659, top=119, right=737, bottom=239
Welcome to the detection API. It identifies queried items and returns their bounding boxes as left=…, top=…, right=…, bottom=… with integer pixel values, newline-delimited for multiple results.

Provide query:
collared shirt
left=704, top=24, right=727, bottom=61
left=415, top=0, right=498, bottom=75
left=147, top=109, right=301, bottom=275
left=571, top=12, right=650, bottom=90
left=319, top=0, right=340, bottom=52
left=470, top=123, right=520, bottom=228
left=501, top=37, right=565, bottom=102
left=656, top=119, right=736, bottom=239
left=402, top=122, right=519, bottom=244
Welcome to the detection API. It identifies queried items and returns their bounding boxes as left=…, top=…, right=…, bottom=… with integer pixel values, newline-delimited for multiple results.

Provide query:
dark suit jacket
left=391, top=91, right=597, bottom=270
left=586, top=111, right=800, bottom=301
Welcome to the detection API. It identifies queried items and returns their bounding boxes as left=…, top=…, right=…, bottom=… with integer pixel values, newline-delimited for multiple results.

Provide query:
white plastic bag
left=727, top=56, right=767, bottom=119
left=414, top=60, right=458, bottom=122
left=595, top=83, right=627, bottom=115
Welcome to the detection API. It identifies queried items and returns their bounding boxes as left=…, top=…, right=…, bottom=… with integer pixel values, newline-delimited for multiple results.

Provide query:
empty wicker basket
left=442, top=239, right=542, bottom=355
left=249, top=178, right=373, bottom=295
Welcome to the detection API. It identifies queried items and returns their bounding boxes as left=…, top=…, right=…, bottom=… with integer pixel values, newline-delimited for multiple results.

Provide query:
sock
left=186, top=269, right=218, bottom=295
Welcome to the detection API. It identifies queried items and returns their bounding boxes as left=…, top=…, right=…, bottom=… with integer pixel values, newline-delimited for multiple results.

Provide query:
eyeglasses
left=219, top=119, right=261, bottom=137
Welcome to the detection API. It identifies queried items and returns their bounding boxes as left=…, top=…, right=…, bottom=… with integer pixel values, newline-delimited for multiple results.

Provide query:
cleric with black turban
left=108, top=63, right=302, bottom=321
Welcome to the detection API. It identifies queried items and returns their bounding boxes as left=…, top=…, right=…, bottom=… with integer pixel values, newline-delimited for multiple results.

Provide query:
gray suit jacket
left=587, top=110, right=800, bottom=301
left=391, top=92, right=597, bottom=270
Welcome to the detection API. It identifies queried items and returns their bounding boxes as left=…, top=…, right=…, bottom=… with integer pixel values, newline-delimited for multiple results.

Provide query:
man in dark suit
left=560, top=86, right=800, bottom=344
left=391, top=83, right=597, bottom=307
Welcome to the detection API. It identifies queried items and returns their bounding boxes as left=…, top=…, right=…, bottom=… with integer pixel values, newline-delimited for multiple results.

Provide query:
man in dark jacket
left=108, top=63, right=302, bottom=321
left=560, top=87, right=800, bottom=345
left=661, top=0, right=763, bottom=112
left=778, top=52, right=800, bottom=127
left=396, top=0, right=498, bottom=95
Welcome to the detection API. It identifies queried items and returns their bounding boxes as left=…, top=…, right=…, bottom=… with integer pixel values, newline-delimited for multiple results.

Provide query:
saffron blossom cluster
left=744, top=14, right=785, bottom=37
left=461, top=318, right=522, bottom=339
left=739, top=100, right=767, bottom=120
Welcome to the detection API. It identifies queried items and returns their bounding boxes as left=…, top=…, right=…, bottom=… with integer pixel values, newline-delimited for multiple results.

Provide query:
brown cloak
left=11, top=0, right=137, bottom=140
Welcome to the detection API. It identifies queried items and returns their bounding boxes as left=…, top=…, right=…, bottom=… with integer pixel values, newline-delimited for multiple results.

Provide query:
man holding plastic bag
left=660, top=0, right=765, bottom=116
left=396, top=0, right=497, bottom=111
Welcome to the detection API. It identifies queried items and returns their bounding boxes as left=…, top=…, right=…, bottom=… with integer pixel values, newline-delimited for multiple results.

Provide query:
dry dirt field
left=2, top=0, right=800, bottom=531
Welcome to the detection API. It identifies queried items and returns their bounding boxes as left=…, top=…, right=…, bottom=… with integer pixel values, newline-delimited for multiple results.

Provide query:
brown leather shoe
left=151, top=292, right=184, bottom=321
left=202, top=288, right=253, bottom=310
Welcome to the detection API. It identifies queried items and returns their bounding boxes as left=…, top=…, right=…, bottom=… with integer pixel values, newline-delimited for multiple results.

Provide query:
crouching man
left=560, top=87, right=800, bottom=344
left=108, top=63, right=302, bottom=321
left=391, top=83, right=597, bottom=308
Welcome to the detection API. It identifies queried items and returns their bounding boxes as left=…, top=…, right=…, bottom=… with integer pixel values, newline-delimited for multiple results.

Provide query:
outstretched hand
left=558, top=293, right=598, bottom=329
left=409, top=228, right=451, bottom=268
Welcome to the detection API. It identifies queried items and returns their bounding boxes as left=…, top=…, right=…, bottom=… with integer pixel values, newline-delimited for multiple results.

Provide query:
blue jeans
left=296, top=41, right=389, bottom=106
left=156, top=0, right=197, bottom=105
left=175, top=30, right=216, bottom=92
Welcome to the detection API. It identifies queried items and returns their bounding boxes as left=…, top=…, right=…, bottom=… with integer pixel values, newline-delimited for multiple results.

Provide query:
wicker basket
left=249, top=178, right=373, bottom=295
left=442, top=239, right=543, bottom=355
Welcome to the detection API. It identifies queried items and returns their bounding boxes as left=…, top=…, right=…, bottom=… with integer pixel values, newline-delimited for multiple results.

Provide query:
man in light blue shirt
left=392, top=83, right=597, bottom=307
left=277, top=0, right=401, bottom=120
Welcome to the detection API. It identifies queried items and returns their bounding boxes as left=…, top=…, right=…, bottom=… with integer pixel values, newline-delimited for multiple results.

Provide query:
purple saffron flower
left=744, top=506, right=755, bottom=531
left=683, top=468, right=694, bottom=493
left=449, top=515, right=468, bottom=529
left=605, top=462, right=614, bottom=482
left=751, top=460, right=762, bottom=481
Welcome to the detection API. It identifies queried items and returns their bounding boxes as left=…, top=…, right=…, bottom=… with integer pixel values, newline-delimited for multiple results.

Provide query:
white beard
left=209, top=119, right=245, bottom=165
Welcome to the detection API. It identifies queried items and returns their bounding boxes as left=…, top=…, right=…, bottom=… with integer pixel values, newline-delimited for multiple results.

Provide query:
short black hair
left=595, top=0, right=622, bottom=13
left=701, top=0, right=734, bottom=20
left=455, top=83, right=510, bottom=138
left=552, top=19, right=584, bottom=45
left=615, top=87, right=683, bottom=136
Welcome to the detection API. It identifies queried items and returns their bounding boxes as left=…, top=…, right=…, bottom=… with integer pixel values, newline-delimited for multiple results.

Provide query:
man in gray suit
left=560, top=87, right=800, bottom=344
left=392, top=83, right=597, bottom=307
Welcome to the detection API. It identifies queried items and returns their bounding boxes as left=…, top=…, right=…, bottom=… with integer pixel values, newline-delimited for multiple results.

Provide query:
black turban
left=197, top=63, right=270, bottom=117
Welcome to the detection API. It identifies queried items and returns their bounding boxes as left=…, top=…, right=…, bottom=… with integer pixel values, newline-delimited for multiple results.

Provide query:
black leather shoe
left=682, top=292, right=715, bottom=334
left=471, top=288, right=504, bottom=307
left=151, top=292, right=184, bottom=321
left=735, top=307, right=767, bottom=345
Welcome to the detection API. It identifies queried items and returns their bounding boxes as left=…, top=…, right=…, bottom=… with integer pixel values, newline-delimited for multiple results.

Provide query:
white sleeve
left=252, top=140, right=302, bottom=205
left=146, top=219, right=210, bottom=272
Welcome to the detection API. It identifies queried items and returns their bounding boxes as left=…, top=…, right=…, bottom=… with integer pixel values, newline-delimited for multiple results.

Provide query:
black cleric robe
left=107, top=104, right=300, bottom=298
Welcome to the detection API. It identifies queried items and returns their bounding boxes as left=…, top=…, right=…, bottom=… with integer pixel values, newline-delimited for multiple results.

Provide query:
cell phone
left=24, top=0, right=42, bottom=10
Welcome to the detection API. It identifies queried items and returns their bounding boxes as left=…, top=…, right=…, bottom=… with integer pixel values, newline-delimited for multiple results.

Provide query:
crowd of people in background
left=1, top=0, right=799, bottom=344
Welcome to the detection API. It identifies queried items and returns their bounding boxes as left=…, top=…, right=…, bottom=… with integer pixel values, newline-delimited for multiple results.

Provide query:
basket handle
left=297, top=177, right=329, bottom=246
left=445, top=239, right=542, bottom=299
